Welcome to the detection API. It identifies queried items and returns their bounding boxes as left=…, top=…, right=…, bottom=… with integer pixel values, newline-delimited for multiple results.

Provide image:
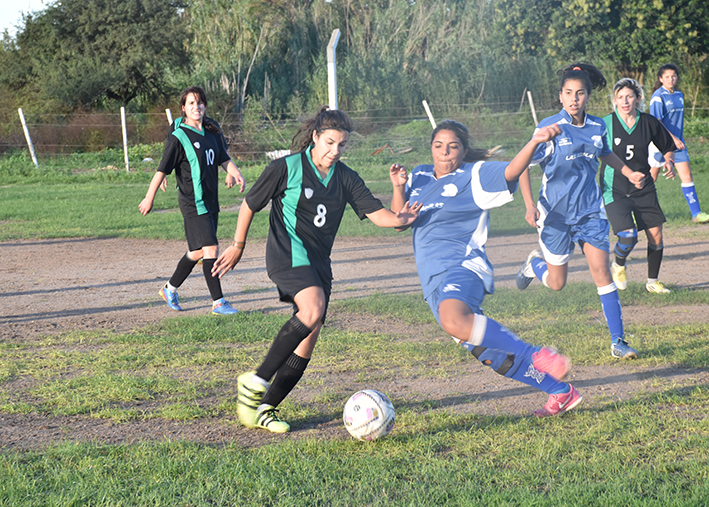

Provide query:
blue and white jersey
left=405, top=161, right=516, bottom=298
left=530, top=109, right=610, bottom=225
left=650, top=87, right=684, bottom=142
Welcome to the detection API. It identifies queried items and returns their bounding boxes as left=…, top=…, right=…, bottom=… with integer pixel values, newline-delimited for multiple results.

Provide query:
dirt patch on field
left=1, top=227, right=708, bottom=449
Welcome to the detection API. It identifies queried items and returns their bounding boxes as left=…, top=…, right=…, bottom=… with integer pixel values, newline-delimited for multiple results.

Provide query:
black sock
left=262, top=353, right=310, bottom=407
left=256, top=316, right=312, bottom=382
left=647, top=244, right=664, bottom=280
left=201, top=258, right=223, bottom=301
left=169, top=253, right=199, bottom=288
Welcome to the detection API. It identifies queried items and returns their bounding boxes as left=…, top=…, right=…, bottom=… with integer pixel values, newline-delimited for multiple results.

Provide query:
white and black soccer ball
left=342, top=389, right=395, bottom=441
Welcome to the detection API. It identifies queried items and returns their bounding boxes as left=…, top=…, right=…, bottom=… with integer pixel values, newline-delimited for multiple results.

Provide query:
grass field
left=1, top=131, right=709, bottom=506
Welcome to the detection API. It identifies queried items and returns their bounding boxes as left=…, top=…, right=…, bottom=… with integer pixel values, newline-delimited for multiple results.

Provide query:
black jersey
left=600, top=111, right=675, bottom=203
left=245, top=148, right=384, bottom=280
left=157, top=118, right=230, bottom=217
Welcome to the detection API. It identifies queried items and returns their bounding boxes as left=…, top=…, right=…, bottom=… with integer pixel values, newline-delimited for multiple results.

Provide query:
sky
left=0, top=0, right=47, bottom=36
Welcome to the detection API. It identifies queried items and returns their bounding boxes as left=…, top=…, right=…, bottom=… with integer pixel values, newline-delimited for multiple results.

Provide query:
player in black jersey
left=139, top=87, right=245, bottom=315
left=599, top=78, right=676, bottom=294
left=212, top=106, right=421, bottom=433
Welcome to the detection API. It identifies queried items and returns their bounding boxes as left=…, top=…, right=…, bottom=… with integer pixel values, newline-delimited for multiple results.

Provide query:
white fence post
left=527, top=91, right=539, bottom=126
left=121, top=107, right=130, bottom=172
left=422, top=100, right=436, bottom=128
left=17, top=108, right=39, bottom=168
left=327, top=29, right=341, bottom=110
left=165, top=108, right=173, bottom=125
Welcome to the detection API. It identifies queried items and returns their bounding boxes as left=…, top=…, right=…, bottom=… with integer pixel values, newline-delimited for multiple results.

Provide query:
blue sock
left=470, top=316, right=536, bottom=358
left=510, top=359, right=571, bottom=394
left=682, top=183, right=702, bottom=217
left=598, top=284, right=624, bottom=341
left=531, top=257, right=548, bottom=281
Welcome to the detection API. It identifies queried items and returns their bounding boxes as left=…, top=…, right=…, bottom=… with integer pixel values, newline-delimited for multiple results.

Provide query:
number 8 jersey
left=245, top=148, right=383, bottom=280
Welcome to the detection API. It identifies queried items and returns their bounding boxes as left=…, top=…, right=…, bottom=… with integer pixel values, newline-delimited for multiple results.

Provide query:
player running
left=139, top=86, right=245, bottom=315
left=389, top=119, right=583, bottom=418
left=515, top=63, right=643, bottom=360
left=212, top=106, right=421, bottom=433
left=650, top=63, right=709, bottom=224
left=601, top=78, right=677, bottom=294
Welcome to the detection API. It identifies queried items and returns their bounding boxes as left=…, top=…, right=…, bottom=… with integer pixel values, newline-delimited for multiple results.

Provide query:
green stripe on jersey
left=284, top=154, right=310, bottom=268
left=601, top=114, right=615, bottom=205
left=172, top=128, right=208, bottom=215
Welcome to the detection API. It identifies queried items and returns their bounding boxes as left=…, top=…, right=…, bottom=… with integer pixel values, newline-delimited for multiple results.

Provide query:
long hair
left=431, top=120, right=489, bottom=163
left=652, top=63, right=680, bottom=93
left=179, top=86, right=221, bottom=135
left=558, top=63, right=607, bottom=94
left=613, top=78, right=645, bottom=112
left=291, top=106, right=355, bottom=153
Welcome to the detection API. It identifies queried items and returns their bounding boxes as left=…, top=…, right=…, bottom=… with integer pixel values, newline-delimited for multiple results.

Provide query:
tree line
left=1, top=0, right=708, bottom=126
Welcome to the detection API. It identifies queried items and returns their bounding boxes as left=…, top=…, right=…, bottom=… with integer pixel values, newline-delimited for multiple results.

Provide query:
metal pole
left=121, top=107, right=130, bottom=172
left=327, top=29, right=341, bottom=110
left=422, top=100, right=436, bottom=128
left=527, top=91, right=539, bottom=126
left=17, top=108, right=39, bottom=168
left=165, top=108, right=173, bottom=125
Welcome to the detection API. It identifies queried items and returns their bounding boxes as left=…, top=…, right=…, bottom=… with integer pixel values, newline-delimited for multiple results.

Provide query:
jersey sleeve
left=156, top=135, right=182, bottom=175
left=215, top=131, right=231, bottom=166
left=245, top=159, right=287, bottom=212
left=471, top=161, right=516, bottom=210
left=599, top=123, right=612, bottom=157
left=647, top=114, right=676, bottom=154
left=341, top=164, right=384, bottom=219
left=530, top=128, right=554, bottom=166
left=649, top=93, right=666, bottom=120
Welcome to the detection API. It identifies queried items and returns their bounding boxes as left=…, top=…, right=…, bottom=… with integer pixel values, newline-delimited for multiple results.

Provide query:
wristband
left=232, top=241, right=245, bottom=249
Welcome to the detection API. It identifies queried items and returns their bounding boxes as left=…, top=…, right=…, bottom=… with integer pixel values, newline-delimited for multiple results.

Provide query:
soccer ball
left=342, top=389, right=395, bottom=441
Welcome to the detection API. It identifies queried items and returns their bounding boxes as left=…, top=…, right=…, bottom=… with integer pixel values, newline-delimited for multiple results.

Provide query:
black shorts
left=183, top=212, right=219, bottom=251
left=605, top=191, right=665, bottom=234
left=269, top=265, right=332, bottom=323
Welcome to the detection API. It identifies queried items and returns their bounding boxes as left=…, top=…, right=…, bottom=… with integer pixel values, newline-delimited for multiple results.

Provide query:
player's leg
left=637, top=191, right=670, bottom=293
left=675, top=152, right=708, bottom=223
left=605, top=197, right=638, bottom=291
left=517, top=210, right=571, bottom=291
left=193, top=213, right=238, bottom=315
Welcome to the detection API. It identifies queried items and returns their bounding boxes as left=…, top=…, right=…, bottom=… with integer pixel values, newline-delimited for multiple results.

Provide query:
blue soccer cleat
left=611, top=338, right=639, bottom=359
left=159, top=285, right=182, bottom=311
left=212, top=298, right=239, bottom=315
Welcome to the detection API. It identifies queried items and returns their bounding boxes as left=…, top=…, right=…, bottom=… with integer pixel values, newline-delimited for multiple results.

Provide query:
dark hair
left=558, top=63, right=607, bottom=94
left=431, top=120, right=489, bottom=163
left=291, top=106, right=355, bottom=153
left=652, top=63, right=680, bottom=93
left=179, top=86, right=221, bottom=134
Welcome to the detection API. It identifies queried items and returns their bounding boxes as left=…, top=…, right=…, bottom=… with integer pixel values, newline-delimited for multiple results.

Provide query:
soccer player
left=389, top=119, right=583, bottom=418
left=211, top=106, right=421, bottom=433
left=139, top=86, right=245, bottom=315
left=601, top=78, right=677, bottom=294
left=650, top=64, right=709, bottom=224
left=516, top=63, right=644, bottom=360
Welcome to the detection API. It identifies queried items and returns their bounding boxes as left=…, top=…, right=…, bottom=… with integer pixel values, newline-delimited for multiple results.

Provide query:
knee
left=545, top=276, right=566, bottom=291
left=296, top=303, right=326, bottom=329
left=439, top=309, right=472, bottom=340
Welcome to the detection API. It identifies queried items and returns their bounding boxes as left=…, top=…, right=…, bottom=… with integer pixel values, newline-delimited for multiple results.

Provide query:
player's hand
left=159, top=178, right=168, bottom=192
left=212, top=245, right=244, bottom=279
left=138, top=197, right=153, bottom=216
left=525, top=205, right=540, bottom=228
left=395, top=200, right=422, bottom=226
left=389, top=163, right=408, bottom=188
left=673, top=137, right=685, bottom=151
left=662, top=161, right=675, bottom=180
left=626, top=170, right=645, bottom=189
left=225, top=173, right=236, bottom=189
left=531, top=124, right=562, bottom=144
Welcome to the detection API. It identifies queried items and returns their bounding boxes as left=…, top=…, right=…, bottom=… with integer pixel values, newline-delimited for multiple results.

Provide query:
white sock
left=166, top=282, right=178, bottom=293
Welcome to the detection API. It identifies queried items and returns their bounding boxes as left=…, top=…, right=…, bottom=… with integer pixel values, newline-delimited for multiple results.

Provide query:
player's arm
left=139, top=171, right=167, bottom=216
left=504, top=124, right=561, bottom=182
left=600, top=153, right=645, bottom=189
left=366, top=201, right=422, bottom=229
left=222, top=159, right=246, bottom=192
left=518, top=168, right=539, bottom=228
left=389, top=163, right=408, bottom=213
left=212, top=200, right=254, bottom=278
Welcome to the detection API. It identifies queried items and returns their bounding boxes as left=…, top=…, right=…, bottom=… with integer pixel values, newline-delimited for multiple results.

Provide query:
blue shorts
left=674, top=148, right=690, bottom=164
left=537, top=210, right=610, bottom=266
left=425, top=266, right=485, bottom=326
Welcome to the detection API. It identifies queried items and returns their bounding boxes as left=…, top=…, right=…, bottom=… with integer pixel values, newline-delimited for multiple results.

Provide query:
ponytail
left=431, top=120, right=489, bottom=163
left=291, top=106, right=355, bottom=153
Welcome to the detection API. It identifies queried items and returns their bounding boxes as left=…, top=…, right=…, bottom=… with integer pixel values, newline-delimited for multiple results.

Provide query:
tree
left=0, top=0, right=190, bottom=108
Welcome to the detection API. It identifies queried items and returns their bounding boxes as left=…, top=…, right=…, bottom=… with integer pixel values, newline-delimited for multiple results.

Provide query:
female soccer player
left=601, top=78, right=677, bottom=294
left=650, top=64, right=709, bottom=224
left=139, top=86, right=245, bottom=315
left=212, top=106, right=421, bottom=432
left=515, top=63, right=644, bottom=360
left=389, top=119, right=582, bottom=418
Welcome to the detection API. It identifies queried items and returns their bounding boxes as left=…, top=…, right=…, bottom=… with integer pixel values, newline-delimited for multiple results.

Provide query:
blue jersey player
left=516, top=63, right=644, bottom=360
left=650, top=63, right=709, bottom=224
left=390, top=120, right=583, bottom=418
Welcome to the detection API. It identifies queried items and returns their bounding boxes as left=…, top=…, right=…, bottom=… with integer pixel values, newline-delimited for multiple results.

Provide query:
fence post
left=17, top=108, right=39, bottom=168
left=327, top=29, right=341, bottom=110
left=121, top=107, right=129, bottom=172
left=165, top=108, right=173, bottom=125
left=527, top=91, right=539, bottom=126
left=422, top=100, right=436, bottom=128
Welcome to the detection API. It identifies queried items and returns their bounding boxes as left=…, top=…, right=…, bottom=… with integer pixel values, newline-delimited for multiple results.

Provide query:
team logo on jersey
left=614, top=137, right=621, bottom=146
left=304, top=188, right=314, bottom=199
left=410, top=188, right=421, bottom=197
left=592, top=135, right=603, bottom=149
left=193, top=142, right=201, bottom=149
left=558, top=137, right=572, bottom=147
left=442, top=284, right=461, bottom=293
left=441, top=184, right=458, bottom=197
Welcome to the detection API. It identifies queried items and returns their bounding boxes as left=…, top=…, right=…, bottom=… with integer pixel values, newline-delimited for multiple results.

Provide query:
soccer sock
left=510, top=360, right=571, bottom=395
left=531, top=257, right=549, bottom=286
left=647, top=243, right=664, bottom=280
left=613, top=229, right=638, bottom=266
left=598, top=283, right=624, bottom=342
left=168, top=253, right=199, bottom=288
left=468, top=315, right=536, bottom=358
left=261, top=353, right=310, bottom=408
left=201, top=258, right=224, bottom=301
left=682, top=183, right=702, bottom=217
left=256, top=316, right=312, bottom=382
